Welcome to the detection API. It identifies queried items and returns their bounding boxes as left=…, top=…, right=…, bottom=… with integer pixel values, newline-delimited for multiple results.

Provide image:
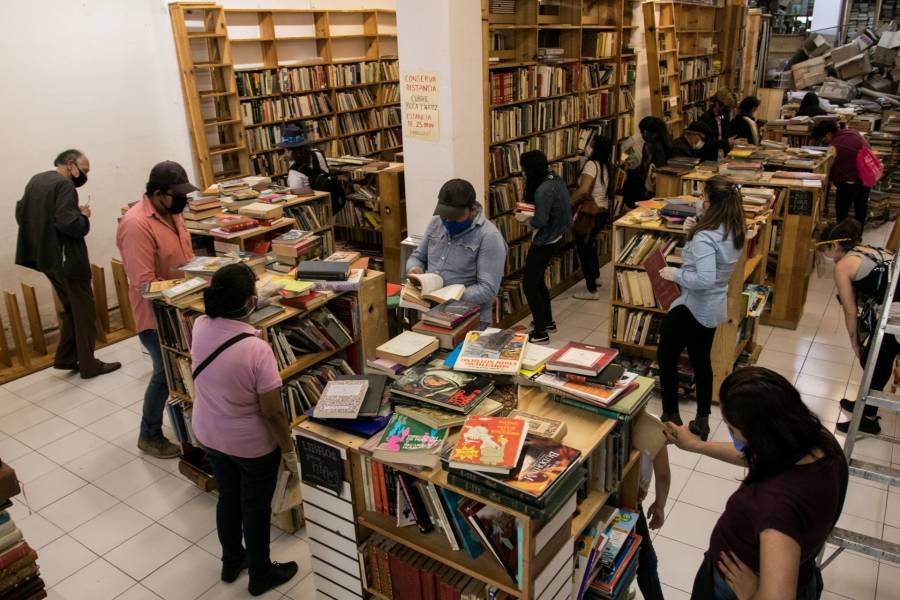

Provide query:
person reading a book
left=812, top=120, right=871, bottom=224
left=697, top=88, right=737, bottom=161
left=190, top=264, right=299, bottom=596
left=729, top=96, right=763, bottom=146
left=15, top=149, right=121, bottom=378
left=657, top=177, right=744, bottom=439
left=116, top=161, right=197, bottom=459
left=622, top=117, right=672, bottom=208
left=664, top=367, right=848, bottom=600
left=516, top=150, right=572, bottom=344
left=670, top=121, right=714, bottom=159
left=631, top=411, right=671, bottom=600
left=570, top=136, right=614, bottom=300
left=407, top=179, right=507, bottom=326
left=817, top=219, right=898, bottom=435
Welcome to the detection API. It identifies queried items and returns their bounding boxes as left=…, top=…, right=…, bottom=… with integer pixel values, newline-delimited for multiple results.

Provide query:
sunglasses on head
left=814, top=238, right=851, bottom=248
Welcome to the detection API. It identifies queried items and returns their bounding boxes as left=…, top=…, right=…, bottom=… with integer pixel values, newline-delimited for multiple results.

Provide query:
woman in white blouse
left=570, top=136, right=613, bottom=300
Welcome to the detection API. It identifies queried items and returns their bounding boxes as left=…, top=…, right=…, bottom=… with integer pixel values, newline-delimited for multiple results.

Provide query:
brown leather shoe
left=138, top=436, right=182, bottom=459
left=80, top=360, right=122, bottom=379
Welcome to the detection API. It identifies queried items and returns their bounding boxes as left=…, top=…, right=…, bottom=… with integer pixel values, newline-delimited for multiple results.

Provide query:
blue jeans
left=205, top=446, right=281, bottom=579
left=138, top=329, right=169, bottom=440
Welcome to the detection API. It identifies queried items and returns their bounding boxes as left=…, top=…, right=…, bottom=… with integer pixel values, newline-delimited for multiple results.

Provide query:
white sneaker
left=574, top=290, right=601, bottom=300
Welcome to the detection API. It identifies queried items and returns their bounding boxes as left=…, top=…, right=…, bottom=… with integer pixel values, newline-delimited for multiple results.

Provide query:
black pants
left=636, top=506, right=664, bottom=600
left=575, top=214, right=607, bottom=293
left=523, top=239, right=564, bottom=333
left=835, top=182, right=870, bottom=225
left=658, top=305, right=717, bottom=417
left=45, top=272, right=100, bottom=376
left=856, top=333, right=900, bottom=418
left=206, top=446, right=281, bottom=580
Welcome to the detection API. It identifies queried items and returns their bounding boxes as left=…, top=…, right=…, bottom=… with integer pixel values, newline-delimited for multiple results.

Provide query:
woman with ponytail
left=191, top=264, right=299, bottom=596
left=657, top=177, right=745, bottom=440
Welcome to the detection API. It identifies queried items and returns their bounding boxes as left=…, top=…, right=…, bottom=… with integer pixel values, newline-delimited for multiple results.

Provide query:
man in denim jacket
left=407, top=179, right=508, bottom=326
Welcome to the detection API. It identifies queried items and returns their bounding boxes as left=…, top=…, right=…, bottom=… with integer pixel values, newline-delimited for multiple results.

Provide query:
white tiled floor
left=2, top=223, right=898, bottom=599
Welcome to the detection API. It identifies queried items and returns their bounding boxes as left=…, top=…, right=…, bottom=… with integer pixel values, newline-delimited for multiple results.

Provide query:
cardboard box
left=791, top=56, right=827, bottom=90
left=835, top=53, right=873, bottom=79
left=803, top=34, right=831, bottom=58
left=818, top=79, right=856, bottom=101
left=874, top=46, right=898, bottom=66
left=832, top=42, right=865, bottom=65
left=863, top=73, right=894, bottom=93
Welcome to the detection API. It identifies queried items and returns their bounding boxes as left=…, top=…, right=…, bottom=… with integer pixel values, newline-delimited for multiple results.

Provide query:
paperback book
left=390, top=365, right=494, bottom=414
left=455, top=329, right=528, bottom=375
left=448, top=416, right=529, bottom=474
left=394, top=397, right=503, bottom=429
left=312, top=379, right=369, bottom=419
left=372, top=413, right=447, bottom=468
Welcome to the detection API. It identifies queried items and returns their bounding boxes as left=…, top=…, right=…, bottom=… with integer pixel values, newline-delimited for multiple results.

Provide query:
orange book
left=448, top=416, right=529, bottom=474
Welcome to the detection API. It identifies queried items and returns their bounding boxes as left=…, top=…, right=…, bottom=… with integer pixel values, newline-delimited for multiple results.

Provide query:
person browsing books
left=190, top=264, right=299, bottom=596
left=570, top=136, right=614, bottom=300
left=516, top=150, right=572, bottom=344
left=116, top=161, right=197, bottom=459
left=670, top=121, right=714, bottom=159
left=657, top=177, right=745, bottom=439
left=15, top=149, right=121, bottom=379
left=697, top=88, right=737, bottom=161
left=407, top=179, right=508, bottom=326
left=817, top=219, right=898, bottom=435
left=812, top=120, right=871, bottom=224
left=729, top=96, right=763, bottom=146
left=664, top=367, right=848, bottom=600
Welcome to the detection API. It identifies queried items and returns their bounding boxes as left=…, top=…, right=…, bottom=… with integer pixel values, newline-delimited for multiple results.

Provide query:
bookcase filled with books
left=609, top=200, right=773, bottom=400
left=483, top=0, right=636, bottom=326
left=643, top=0, right=726, bottom=136
left=150, top=266, right=389, bottom=511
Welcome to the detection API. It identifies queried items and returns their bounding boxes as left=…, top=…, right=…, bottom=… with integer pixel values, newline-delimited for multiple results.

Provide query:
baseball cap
left=433, top=179, right=477, bottom=220
left=148, top=161, right=198, bottom=195
left=686, top=121, right=714, bottom=140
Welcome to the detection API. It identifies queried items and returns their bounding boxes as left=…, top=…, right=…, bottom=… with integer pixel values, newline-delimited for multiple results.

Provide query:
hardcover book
left=376, top=331, right=440, bottom=367
left=449, top=416, right=529, bottom=474
left=312, top=379, right=369, bottom=420
left=536, top=371, right=638, bottom=406
left=389, top=366, right=494, bottom=414
left=643, top=248, right=680, bottom=310
left=455, top=329, right=528, bottom=375
left=422, top=300, right=481, bottom=329
left=546, top=342, right=617, bottom=377
left=460, top=502, right=519, bottom=583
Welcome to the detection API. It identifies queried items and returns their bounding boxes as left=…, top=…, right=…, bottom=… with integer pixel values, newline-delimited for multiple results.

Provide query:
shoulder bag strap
left=192, top=332, right=254, bottom=380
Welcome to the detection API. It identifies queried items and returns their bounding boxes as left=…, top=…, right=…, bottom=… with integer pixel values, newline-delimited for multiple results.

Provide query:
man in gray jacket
left=16, top=149, right=120, bottom=378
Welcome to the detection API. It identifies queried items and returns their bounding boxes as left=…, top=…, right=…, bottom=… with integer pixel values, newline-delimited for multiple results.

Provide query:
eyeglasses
left=813, top=238, right=851, bottom=247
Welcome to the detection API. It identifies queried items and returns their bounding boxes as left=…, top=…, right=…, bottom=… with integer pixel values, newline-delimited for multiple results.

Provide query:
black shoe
left=80, top=360, right=122, bottom=379
left=222, top=556, right=249, bottom=583
left=248, top=561, right=299, bottom=596
left=839, top=398, right=878, bottom=418
left=529, top=331, right=550, bottom=345
left=53, top=362, right=78, bottom=371
left=660, top=412, right=683, bottom=426
left=531, top=320, right=557, bottom=332
left=837, top=416, right=881, bottom=435
left=689, top=418, right=710, bottom=441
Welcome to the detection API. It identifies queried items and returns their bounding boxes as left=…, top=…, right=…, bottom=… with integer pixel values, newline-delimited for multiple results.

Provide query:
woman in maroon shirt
left=812, top=120, right=870, bottom=225
left=665, top=367, right=848, bottom=599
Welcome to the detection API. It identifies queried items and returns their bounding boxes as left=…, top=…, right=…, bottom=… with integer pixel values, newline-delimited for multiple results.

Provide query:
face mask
left=169, top=194, right=188, bottom=214
left=728, top=429, right=746, bottom=453
left=71, top=165, right=88, bottom=188
left=693, top=140, right=705, bottom=151
left=442, top=218, right=472, bottom=236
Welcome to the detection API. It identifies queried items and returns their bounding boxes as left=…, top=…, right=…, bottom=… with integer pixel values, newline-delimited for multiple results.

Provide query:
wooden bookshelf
left=609, top=205, right=772, bottom=400
left=482, top=0, right=639, bottom=324
left=643, top=0, right=727, bottom=135
left=169, top=3, right=401, bottom=189
left=329, top=163, right=407, bottom=283
left=294, top=385, right=643, bottom=600
left=152, top=269, right=389, bottom=501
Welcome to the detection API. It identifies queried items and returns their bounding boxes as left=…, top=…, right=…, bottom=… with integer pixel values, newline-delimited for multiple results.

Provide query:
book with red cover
left=643, top=248, right=681, bottom=310
left=0, top=542, right=30, bottom=570
left=546, top=342, right=618, bottom=377
left=279, top=291, right=327, bottom=311
left=448, top=416, right=529, bottom=474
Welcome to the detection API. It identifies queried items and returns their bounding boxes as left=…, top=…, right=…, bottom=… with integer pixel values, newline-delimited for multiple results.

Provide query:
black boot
left=689, top=416, right=710, bottom=441
left=248, top=562, right=299, bottom=597
left=837, top=416, right=881, bottom=435
left=840, top=398, right=878, bottom=418
left=660, top=412, right=683, bottom=426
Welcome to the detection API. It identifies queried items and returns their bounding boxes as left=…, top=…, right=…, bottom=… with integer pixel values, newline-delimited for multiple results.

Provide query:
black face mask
left=169, top=194, right=188, bottom=214
left=71, top=166, right=88, bottom=188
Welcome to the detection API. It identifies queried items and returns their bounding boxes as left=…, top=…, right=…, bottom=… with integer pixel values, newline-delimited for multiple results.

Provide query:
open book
left=400, top=272, right=465, bottom=310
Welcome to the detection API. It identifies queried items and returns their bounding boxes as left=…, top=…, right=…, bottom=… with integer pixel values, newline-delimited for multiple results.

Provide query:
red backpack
left=856, top=146, right=884, bottom=188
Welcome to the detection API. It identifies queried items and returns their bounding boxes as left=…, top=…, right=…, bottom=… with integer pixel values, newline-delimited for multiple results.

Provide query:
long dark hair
left=818, top=218, right=862, bottom=253
left=203, top=263, right=256, bottom=319
left=521, top=150, right=550, bottom=203
left=720, top=367, right=841, bottom=483
left=588, top=136, right=613, bottom=184
left=639, top=116, right=672, bottom=156
left=689, top=176, right=746, bottom=249
left=798, top=92, right=826, bottom=117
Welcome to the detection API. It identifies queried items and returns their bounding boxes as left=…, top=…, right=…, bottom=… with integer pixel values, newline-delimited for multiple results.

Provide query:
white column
left=396, top=0, right=485, bottom=238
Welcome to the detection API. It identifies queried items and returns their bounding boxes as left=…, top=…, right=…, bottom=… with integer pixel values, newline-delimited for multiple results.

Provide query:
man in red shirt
left=116, top=162, right=196, bottom=458
left=813, top=120, right=869, bottom=224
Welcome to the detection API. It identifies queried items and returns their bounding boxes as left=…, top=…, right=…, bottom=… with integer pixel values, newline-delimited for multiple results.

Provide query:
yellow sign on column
left=403, top=71, right=440, bottom=142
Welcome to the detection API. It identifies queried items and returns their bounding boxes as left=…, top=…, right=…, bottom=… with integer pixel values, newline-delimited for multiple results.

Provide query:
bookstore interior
left=5, top=0, right=900, bottom=599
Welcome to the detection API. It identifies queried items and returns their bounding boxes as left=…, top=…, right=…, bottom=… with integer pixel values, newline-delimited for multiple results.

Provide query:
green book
left=371, top=413, right=447, bottom=468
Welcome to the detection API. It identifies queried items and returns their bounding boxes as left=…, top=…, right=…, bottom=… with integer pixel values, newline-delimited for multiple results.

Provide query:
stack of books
left=411, top=300, right=481, bottom=350
left=575, top=507, right=643, bottom=600
left=269, top=307, right=355, bottom=369
left=271, top=230, right=323, bottom=266
left=388, top=364, right=496, bottom=418
left=453, top=328, right=529, bottom=376
left=0, top=464, right=46, bottom=600
left=535, top=343, right=643, bottom=409
left=183, top=194, right=222, bottom=227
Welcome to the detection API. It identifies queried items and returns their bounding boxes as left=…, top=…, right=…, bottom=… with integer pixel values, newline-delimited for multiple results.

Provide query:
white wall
left=0, top=0, right=393, bottom=326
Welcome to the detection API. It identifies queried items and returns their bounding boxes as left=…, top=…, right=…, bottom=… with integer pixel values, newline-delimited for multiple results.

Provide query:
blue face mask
left=728, top=429, right=746, bottom=453
left=442, top=218, right=472, bottom=236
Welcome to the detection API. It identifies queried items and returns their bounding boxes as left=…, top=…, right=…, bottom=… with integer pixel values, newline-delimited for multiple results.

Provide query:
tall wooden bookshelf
left=482, top=0, right=639, bottom=326
left=609, top=207, right=773, bottom=400
left=643, top=0, right=725, bottom=136
left=169, top=3, right=401, bottom=189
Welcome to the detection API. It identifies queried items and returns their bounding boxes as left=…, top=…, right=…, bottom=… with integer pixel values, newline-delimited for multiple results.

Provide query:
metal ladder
left=820, top=256, right=900, bottom=569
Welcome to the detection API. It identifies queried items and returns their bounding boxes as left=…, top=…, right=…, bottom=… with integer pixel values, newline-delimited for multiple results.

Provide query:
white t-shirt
left=287, top=169, right=309, bottom=190
left=581, top=160, right=609, bottom=209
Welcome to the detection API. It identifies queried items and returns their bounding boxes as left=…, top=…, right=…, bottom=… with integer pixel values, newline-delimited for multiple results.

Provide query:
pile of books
left=453, top=328, right=529, bottom=376
left=534, top=343, right=642, bottom=409
left=0, top=464, right=46, bottom=600
left=575, top=507, right=644, bottom=600
left=183, top=194, right=222, bottom=228
left=281, top=358, right=357, bottom=421
left=269, top=307, right=356, bottom=369
left=271, top=230, right=323, bottom=267
left=411, top=300, right=481, bottom=350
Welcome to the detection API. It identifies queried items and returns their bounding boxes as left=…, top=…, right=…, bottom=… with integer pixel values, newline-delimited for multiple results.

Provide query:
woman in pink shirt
left=813, top=120, right=870, bottom=224
left=191, top=264, right=299, bottom=596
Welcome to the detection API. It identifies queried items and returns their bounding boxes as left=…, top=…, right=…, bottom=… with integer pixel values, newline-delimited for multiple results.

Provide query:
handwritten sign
left=403, top=72, right=440, bottom=141
left=788, top=190, right=814, bottom=216
left=297, top=434, right=343, bottom=495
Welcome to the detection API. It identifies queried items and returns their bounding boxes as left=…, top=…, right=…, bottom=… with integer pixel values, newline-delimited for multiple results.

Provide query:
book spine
left=385, top=466, right=397, bottom=517
left=445, top=473, right=549, bottom=519
left=552, top=395, right=627, bottom=420
left=427, top=482, right=461, bottom=552
left=446, top=468, right=540, bottom=507
left=397, top=473, right=434, bottom=534
left=366, top=540, right=381, bottom=595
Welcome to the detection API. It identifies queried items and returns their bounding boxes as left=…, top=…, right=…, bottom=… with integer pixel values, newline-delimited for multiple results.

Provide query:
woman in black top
left=729, top=96, right=762, bottom=145
left=666, top=367, right=848, bottom=600
left=797, top=92, right=827, bottom=117
left=622, top=117, right=671, bottom=208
